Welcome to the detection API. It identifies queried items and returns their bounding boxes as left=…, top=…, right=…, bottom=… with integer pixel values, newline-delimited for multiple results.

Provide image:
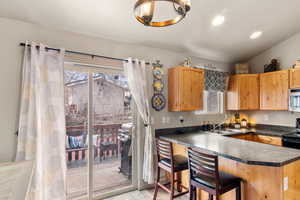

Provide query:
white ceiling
left=1, top=0, right=300, bottom=63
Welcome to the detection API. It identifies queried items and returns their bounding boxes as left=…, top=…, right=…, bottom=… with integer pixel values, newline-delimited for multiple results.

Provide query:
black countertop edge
left=155, top=125, right=203, bottom=136
left=222, top=130, right=282, bottom=137
left=155, top=124, right=296, bottom=138
left=255, top=124, right=295, bottom=132
left=160, top=135, right=300, bottom=167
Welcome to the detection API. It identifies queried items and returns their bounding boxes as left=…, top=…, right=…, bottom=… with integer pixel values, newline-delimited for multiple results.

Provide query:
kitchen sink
left=212, top=128, right=244, bottom=135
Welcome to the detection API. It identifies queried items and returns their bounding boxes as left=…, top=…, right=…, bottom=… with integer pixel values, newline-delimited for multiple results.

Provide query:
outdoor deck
left=67, top=159, right=131, bottom=200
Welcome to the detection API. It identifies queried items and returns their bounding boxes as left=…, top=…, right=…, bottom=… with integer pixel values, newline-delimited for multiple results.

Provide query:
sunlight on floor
left=67, top=159, right=131, bottom=199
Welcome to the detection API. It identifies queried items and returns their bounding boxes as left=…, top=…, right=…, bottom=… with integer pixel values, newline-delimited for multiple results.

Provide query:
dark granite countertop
left=220, top=124, right=296, bottom=137
left=160, top=131, right=300, bottom=167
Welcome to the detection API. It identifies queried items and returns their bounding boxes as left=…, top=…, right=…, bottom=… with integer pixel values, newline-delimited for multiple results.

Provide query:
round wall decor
left=151, top=60, right=166, bottom=111
left=153, top=67, right=164, bottom=79
left=153, top=80, right=164, bottom=92
left=151, top=94, right=166, bottom=111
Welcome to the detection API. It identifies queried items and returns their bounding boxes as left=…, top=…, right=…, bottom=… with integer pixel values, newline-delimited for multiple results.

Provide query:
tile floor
left=104, top=189, right=189, bottom=200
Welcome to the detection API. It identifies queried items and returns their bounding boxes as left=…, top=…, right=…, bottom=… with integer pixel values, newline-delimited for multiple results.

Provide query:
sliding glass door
left=64, top=64, right=137, bottom=199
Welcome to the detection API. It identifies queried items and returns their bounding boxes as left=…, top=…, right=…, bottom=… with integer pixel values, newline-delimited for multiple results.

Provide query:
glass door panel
left=92, top=72, right=133, bottom=197
left=64, top=70, right=89, bottom=199
left=64, top=65, right=136, bottom=200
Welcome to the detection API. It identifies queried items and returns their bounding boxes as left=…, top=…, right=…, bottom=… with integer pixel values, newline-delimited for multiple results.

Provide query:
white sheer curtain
left=123, top=58, right=155, bottom=184
left=16, top=42, right=67, bottom=200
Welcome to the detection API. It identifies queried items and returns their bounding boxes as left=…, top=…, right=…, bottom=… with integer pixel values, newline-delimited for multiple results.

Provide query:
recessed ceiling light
left=250, top=31, right=263, bottom=39
left=212, top=15, right=225, bottom=26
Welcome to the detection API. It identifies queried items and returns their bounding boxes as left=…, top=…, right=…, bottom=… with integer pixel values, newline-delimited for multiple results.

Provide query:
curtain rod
left=19, top=43, right=151, bottom=65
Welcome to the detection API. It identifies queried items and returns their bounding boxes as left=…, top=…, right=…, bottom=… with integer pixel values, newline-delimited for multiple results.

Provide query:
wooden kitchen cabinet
left=254, top=134, right=282, bottom=146
left=227, top=74, right=260, bottom=110
left=231, top=134, right=282, bottom=146
left=168, top=66, right=204, bottom=111
left=231, top=133, right=253, bottom=141
left=260, top=70, right=289, bottom=110
left=289, top=68, right=300, bottom=89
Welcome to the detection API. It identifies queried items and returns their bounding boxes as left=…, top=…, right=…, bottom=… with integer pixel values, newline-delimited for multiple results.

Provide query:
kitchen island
left=159, top=131, right=300, bottom=200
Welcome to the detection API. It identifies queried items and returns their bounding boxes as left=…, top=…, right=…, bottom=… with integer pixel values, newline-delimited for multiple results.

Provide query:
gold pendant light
left=134, top=0, right=191, bottom=27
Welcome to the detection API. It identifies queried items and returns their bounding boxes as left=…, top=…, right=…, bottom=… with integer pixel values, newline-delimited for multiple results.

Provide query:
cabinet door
left=239, top=75, right=260, bottom=110
left=180, top=68, right=193, bottom=110
left=290, top=68, right=300, bottom=89
left=191, top=69, right=204, bottom=110
left=260, top=71, right=289, bottom=110
left=227, top=76, right=239, bottom=110
left=227, top=74, right=259, bottom=110
left=232, top=134, right=252, bottom=140
left=256, top=135, right=282, bottom=146
left=168, top=68, right=180, bottom=111
left=168, top=67, right=204, bottom=111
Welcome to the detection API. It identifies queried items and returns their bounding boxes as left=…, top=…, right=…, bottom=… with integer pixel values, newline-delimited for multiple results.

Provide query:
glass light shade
left=134, top=0, right=191, bottom=27
left=181, top=0, right=191, bottom=7
left=140, top=1, right=154, bottom=19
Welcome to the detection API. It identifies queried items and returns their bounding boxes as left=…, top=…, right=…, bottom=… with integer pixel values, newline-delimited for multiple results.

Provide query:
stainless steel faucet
left=213, top=122, right=225, bottom=133
left=212, top=114, right=230, bottom=133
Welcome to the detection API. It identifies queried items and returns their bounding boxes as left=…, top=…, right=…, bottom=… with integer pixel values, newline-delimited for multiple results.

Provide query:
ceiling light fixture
left=134, top=0, right=191, bottom=27
left=212, top=15, right=225, bottom=26
left=250, top=31, right=263, bottom=39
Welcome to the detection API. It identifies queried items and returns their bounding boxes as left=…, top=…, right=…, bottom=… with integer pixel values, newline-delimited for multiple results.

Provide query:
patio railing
left=66, top=123, right=124, bottom=166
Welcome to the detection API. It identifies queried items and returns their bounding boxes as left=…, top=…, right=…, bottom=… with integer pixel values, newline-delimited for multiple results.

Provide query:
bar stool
left=187, top=148, right=242, bottom=200
left=153, top=138, right=189, bottom=200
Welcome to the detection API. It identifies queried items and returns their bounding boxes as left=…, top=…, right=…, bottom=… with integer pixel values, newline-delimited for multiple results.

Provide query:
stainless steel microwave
left=289, top=89, right=300, bottom=112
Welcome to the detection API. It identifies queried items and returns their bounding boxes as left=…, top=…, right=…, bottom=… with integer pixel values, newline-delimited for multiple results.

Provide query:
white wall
left=0, top=17, right=231, bottom=162
left=245, top=31, right=300, bottom=127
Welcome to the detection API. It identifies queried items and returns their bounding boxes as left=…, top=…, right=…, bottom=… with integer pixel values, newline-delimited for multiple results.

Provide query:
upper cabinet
left=227, top=74, right=260, bottom=110
left=290, top=68, right=300, bottom=89
left=260, top=70, right=289, bottom=110
left=168, top=66, right=204, bottom=111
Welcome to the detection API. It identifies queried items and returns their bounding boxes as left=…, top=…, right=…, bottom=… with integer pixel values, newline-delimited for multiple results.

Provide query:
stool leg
left=189, top=184, right=194, bottom=200
left=208, top=194, right=213, bottom=200
left=176, top=172, right=182, bottom=192
left=192, top=187, right=197, bottom=200
left=170, top=172, right=175, bottom=200
left=153, top=167, right=160, bottom=200
left=236, top=182, right=241, bottom=200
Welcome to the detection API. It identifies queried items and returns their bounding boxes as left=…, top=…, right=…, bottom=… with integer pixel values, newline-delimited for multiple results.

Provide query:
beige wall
left=244, top=31, right=300, bottom=127
left=0, top=17, right=232, bottom=162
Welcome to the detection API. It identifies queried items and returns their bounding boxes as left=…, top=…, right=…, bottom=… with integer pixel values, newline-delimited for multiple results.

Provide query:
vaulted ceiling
left=1, top=0, right=300, bottom=62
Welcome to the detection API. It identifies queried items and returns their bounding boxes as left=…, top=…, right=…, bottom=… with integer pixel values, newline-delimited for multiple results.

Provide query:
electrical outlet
left=166, top=117, right=170, bottom=124
left=264, top=114, right=269, bottom=121
left=151, top=117, right=155, bottom=124
left=162, top=116, right=166, bottom=124
left=284, top=177, right=288, bottom=191
left=194, top=110, right=202, bottom=115
left=179, top=116, right=184, bottom=123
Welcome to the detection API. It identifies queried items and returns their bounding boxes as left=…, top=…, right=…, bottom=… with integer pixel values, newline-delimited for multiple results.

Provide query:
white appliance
left=289, top=89, right=300, bottom=112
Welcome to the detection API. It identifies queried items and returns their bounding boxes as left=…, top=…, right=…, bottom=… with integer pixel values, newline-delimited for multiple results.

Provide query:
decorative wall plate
left=151, top=94, right=166, bottom=111
left=152, top=67, right=164, bottom=79
left=153, top=80, right=164, bottom=92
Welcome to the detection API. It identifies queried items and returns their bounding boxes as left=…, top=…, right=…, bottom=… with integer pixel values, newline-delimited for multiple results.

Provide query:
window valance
left=204, top=69, right=228, bottom=92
